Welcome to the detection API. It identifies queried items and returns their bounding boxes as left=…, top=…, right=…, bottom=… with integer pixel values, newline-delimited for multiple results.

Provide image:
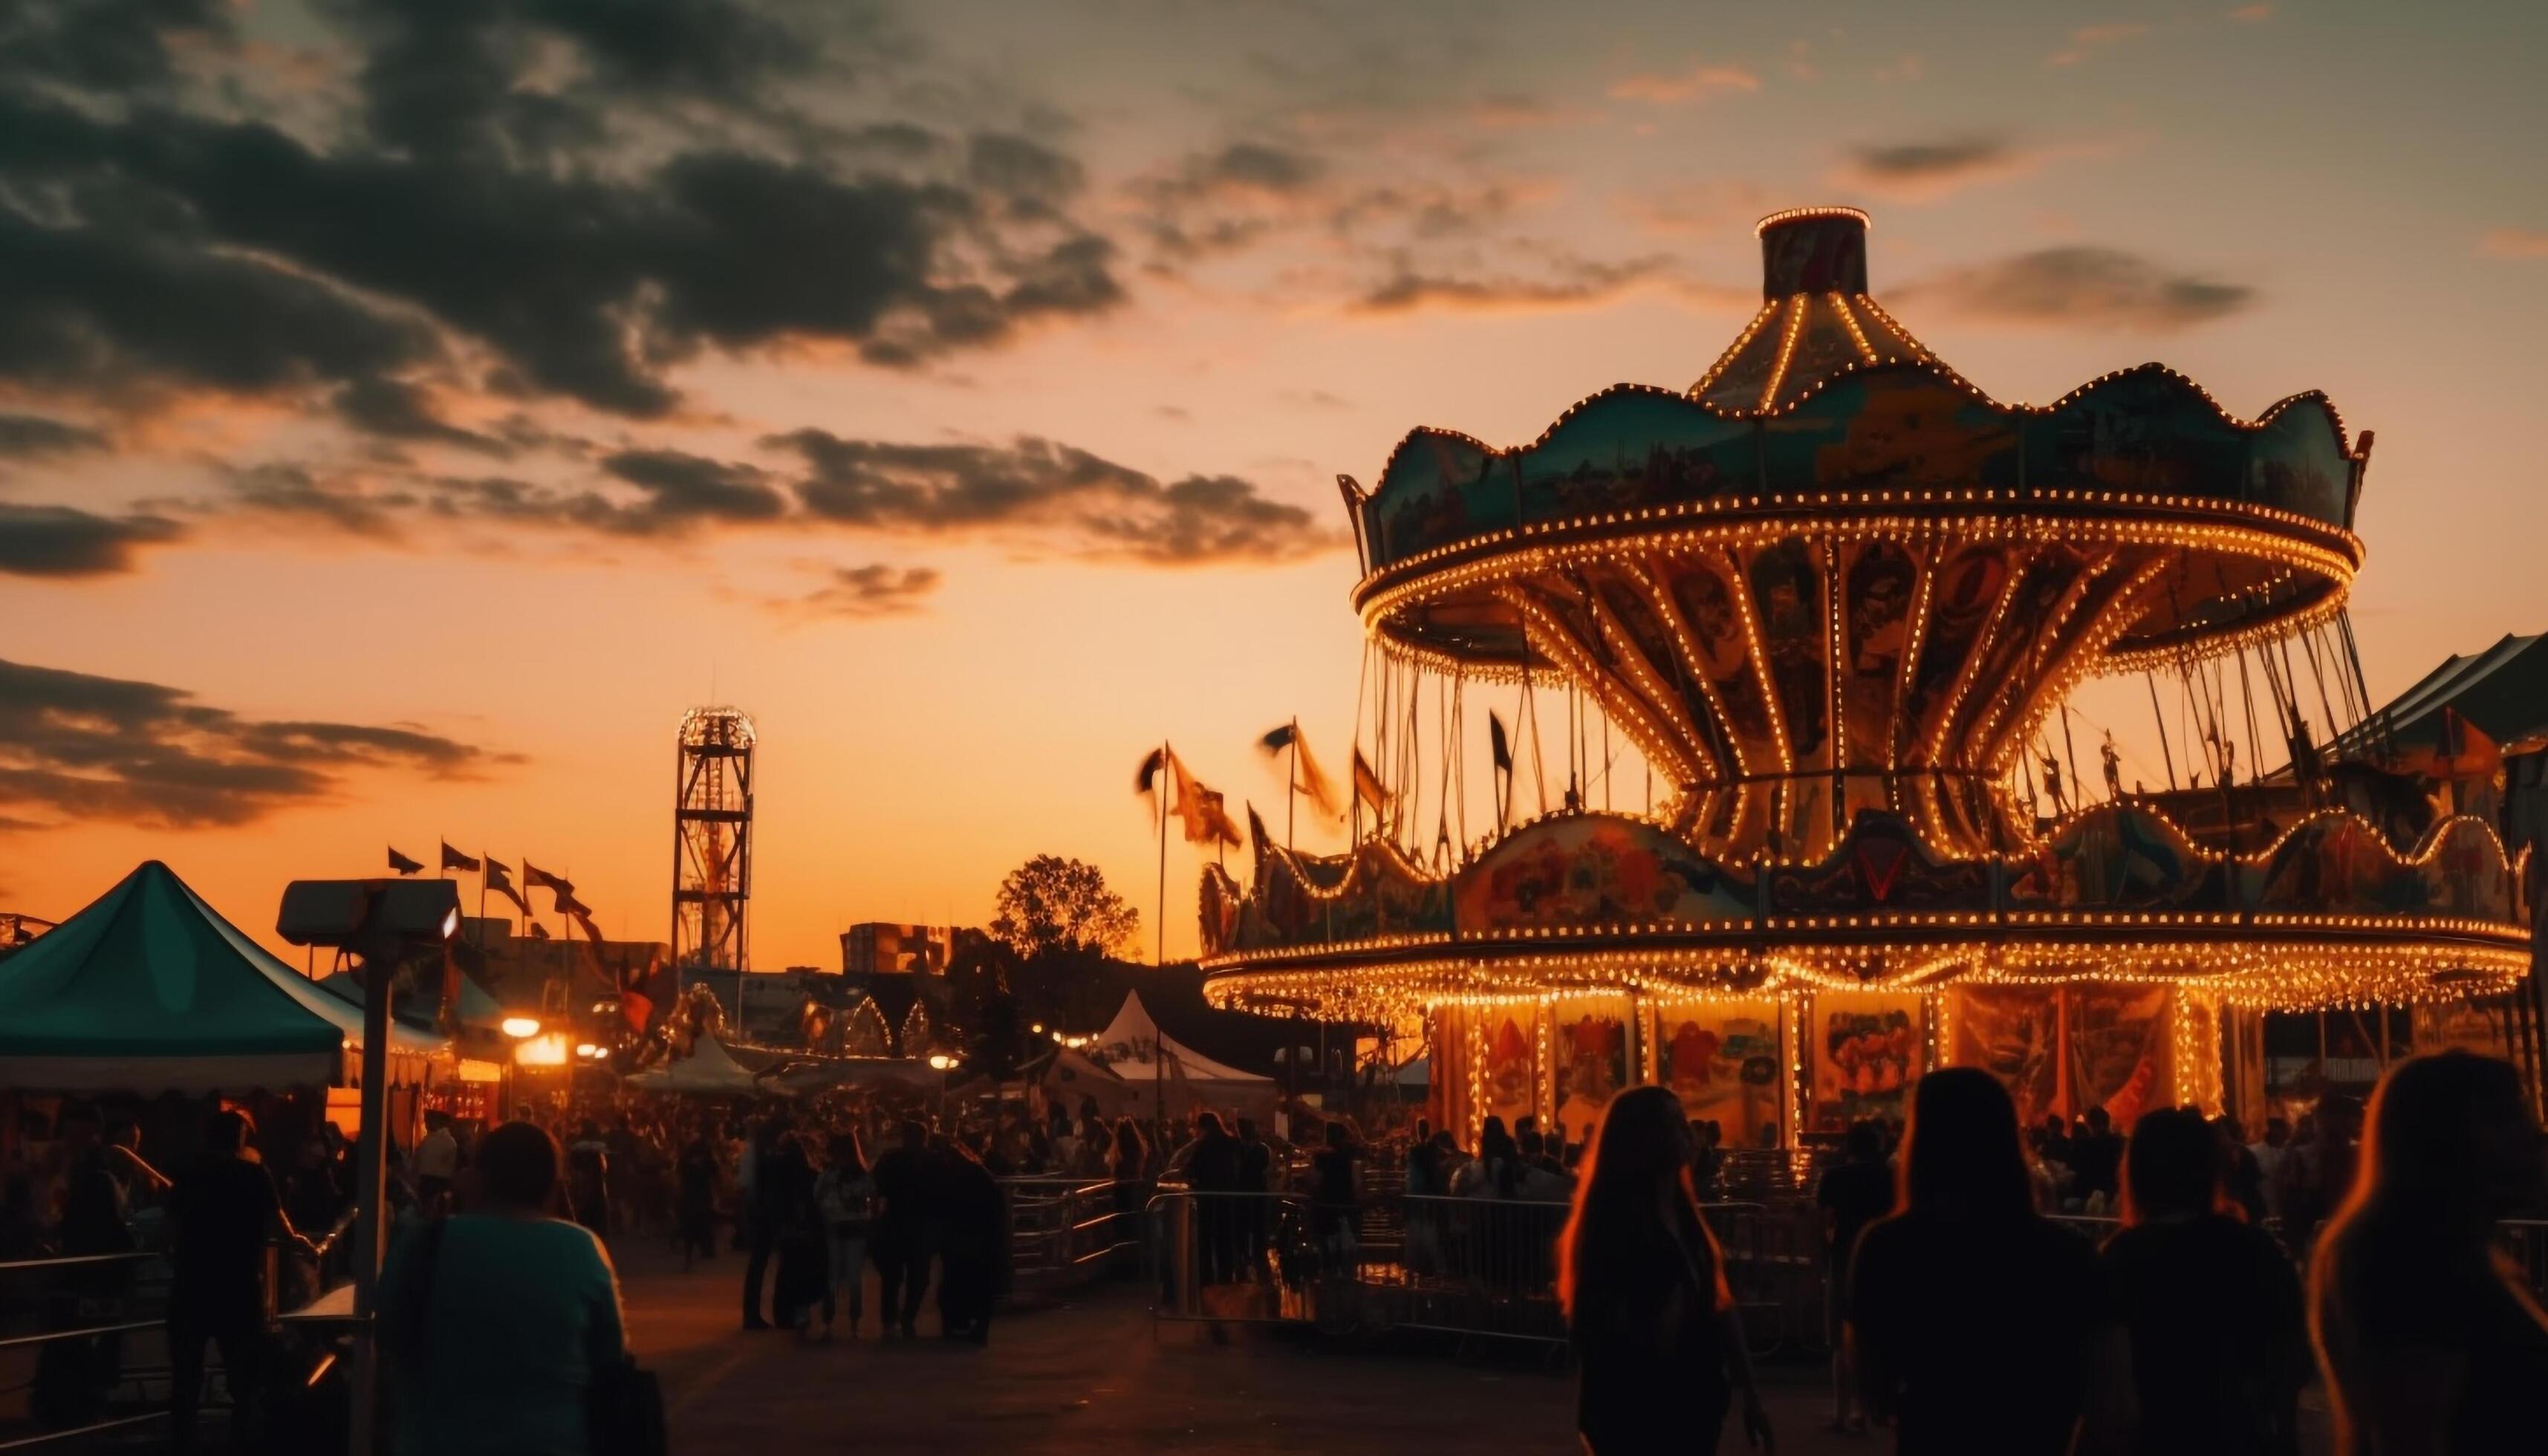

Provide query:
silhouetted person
left=2214, top=1114, right=2269, bottom=1226
left=933, top=1140, right=1003, bottom=1344
left=1186, top=1112, right=1241, bottom=1286
left=763, top=1132, right=825, bottom=1336
left=738, top=1117, right=776, bottom=1328
left=1849, top=1068, right=2114, bottom=1455
left=167, top=1109, right=310, bottom=1454
left=565, top=1118, right=610, bottom=1235
left=2102, top=1106, right=2306, bottom=1455
left=2278, top=1093, right=2361, bottom=1253
left=2071, top=1105, right=2123, bottom=1209
left=2310, top=1051, right=2548, bottom=1455
left=869, top=1119, right=934, bottom=1338
left=1234, top=1116, right=1273, bottom=1270
left=1560, top=1086, right=1772, bottom=1455
left=380, top=1120, right=625, bottom=1456
left=1817, top=1119, right=1893, bottom=1434
left=675, top=1134, right=718, bottom=1271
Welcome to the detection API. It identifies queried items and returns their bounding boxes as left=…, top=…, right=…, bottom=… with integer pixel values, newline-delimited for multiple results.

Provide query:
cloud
left=770, top=562, right=943, bottom=619
left=1899, top=247, right=2256, bottom=333
left=1348, top=251, right=1690, bottom=315
left=1836, top=136, right=2038, bottom=201
left=2047, top=23, right=2148, bottom=66
left=0, top=654, right=510, bottom=828
left=772, top=432, right=1338, bottom=565
left=0, top=414, right=109, bottom=458
left=2477, top=228, right=2548, bottom=259
left=1607, top=63, right=1761, bottom=104
left=599, top=449, right=789, bottom=528
left=0, top=503, right=183, bottom=576
left=1615, top=180, right=1775, bottom=238
left=0, top=0, right=1127, bottom=424
left=2226, top=4, right=2273, bottom=20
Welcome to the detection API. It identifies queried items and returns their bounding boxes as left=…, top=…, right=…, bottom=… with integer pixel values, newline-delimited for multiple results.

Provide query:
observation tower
left=1200, top=208, right=2530, bottom=1145
left=673, top=706, right=755, bottom=972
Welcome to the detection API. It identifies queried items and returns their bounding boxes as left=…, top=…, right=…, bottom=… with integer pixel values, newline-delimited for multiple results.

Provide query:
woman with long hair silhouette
left=1559, top=1085, right=1772, bottom=1454
left=2310, top=1050, right=2548, bottom=1455
left=1847, top=1068, right=2116, bottom=1454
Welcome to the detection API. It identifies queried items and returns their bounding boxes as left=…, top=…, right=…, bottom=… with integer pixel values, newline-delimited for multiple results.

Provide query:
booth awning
left=623, top=1036, right=767, bottom=1096
left=0, top=861, right=447, bottom=1093
left=1095, top=991, right=1271, bottom=1085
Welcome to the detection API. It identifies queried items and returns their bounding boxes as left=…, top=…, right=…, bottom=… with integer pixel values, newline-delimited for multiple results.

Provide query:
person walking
left=738, top=1116, right=774, bottom=1327
left=1559, top=1085, right=1773, bottom=1455
left=764, top=1132, right=825, bottom=1338
left=413, top=1116, right=458, bottom=1215
left=869, top=1119, right=935, bottom=1339
left=2101, top=1106, right=2307, bottom=1455
left=565, top=1119, right=611, bottom=1238
left=2310, top=1051, right=2548, bottom=1455
left=1816, top=1119, right=1894, bottom=1435
left=1847, top=1068, right=2119, bottom=1455
left=380, top=1122, right=626, bottom=1456
left=813, top=1132, right=874, bottom=1338
left=675, top=1133, right=718, bottom=1272
left=933, top=1139, right=1003, bottom=1345
left=166, top=1109, right=313, bottom=1454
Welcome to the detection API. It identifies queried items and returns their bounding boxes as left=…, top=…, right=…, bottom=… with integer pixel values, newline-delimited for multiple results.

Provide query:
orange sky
left=4, top=1, right=2544, bottom=968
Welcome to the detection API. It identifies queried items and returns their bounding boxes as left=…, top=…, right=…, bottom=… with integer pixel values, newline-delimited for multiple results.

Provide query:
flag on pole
left=522, top=862, right=571, bottom=896
left=440, top=842, right=480, bottom=874
left=388, top=846, right=425, bottom=876
left=1166, top=753, right=1240, bottom=847
left=1353, top=747, right=1393, bottom=817
left=553, top=886, right=593, bottom=920
left=1258, top=721, right=1343, bottom=819
left=1135, top=747, right=1169, bottom=821
left=1191, top=785, right=1243, bottom=848
left=1488, top=711, right=1515, bottom=774
left=482, top=857, right=529, bottom=914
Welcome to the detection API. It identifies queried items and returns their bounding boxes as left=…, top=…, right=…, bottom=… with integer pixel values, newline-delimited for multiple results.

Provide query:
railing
left=0, top=1249, right=168, bottom=1451
left=1002, top=1177, right=1148, bottom=1286
left=1144, top=1189, right=1792, bottom=1352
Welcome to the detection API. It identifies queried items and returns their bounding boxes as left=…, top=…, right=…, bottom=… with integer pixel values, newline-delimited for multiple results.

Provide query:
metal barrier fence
left=1002, top=1177, right=1148, bottom=1287
left=1145, top=1189, right=1796, bottom=1352
left=0, top=1249, right=169, bottom=1451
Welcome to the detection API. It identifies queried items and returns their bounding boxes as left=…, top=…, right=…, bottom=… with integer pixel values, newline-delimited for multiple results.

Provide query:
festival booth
left=0, top=861, right=448, bottom=1094
left=1197, top=208, right=2534, bottom=1145
left=313, top=968, right=510, bottom=1119
left=621, top=1035, right=773, bottom=1097
left=1088, top=992, right=1277, bottom=1125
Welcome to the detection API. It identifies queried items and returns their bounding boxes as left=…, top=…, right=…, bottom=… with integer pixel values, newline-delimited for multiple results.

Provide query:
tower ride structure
left=1199, top=209, right=2531, bottom=1145
left=673, top=706, right=755, bottom=973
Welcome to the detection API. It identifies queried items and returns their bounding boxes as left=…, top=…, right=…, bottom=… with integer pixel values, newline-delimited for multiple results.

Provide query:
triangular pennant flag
left=440, top=842, right=480, bottom=874
left=388, top=846, right=424, bottom=876
left=481, top=857, right=529, bottom=915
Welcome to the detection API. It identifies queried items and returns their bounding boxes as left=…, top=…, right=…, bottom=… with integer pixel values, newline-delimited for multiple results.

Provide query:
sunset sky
left=4, top=0, right=2544, bottom=969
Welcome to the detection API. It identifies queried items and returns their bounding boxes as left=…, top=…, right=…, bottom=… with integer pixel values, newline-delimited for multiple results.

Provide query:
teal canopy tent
left=0, top=861, right=446, bottom=1093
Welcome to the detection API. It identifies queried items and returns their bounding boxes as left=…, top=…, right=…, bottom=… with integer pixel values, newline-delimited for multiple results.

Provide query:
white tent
left=623, top=1036, right=770, bottom=1097
left=1094, top=991, right=1270, bottom=1085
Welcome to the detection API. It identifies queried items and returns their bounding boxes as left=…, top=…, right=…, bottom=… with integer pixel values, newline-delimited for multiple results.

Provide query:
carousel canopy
left=623, top=1035, right=765, bottom=1096
left=0, top=861, right=446, bottom=1093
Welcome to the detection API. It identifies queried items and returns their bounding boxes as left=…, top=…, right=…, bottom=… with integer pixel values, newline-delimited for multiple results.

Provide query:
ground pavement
left=625, top=1238, right=2266, bottom=1455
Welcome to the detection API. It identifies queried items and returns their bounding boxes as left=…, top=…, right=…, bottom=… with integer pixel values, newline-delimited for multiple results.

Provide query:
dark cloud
left=0, top=413, right=108, bottom=458
left=776, top=562, right=943, bottom=619
left=0, top=0, right=1125, bottom=423
left=333, top=379, right=509, bottom=455
left=0, top=503, right=181, bottom=576
left=599, top=449, right=788, bottom=527
left=0, top=654, right=509, bottom=828
left=1351, top=252, right=1679, bottom=314
left=1847, top=135, right=2010, bottom=181
left=772, top=431, right=1336, bottom=565
left=1901, top=247, right=2256, bottom=332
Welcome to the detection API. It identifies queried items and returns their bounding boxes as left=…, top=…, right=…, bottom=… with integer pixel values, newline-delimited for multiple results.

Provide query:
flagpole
left=1287, top=718, right=1298, bottom=854
left=1156, top=739, right=1169, bottom=968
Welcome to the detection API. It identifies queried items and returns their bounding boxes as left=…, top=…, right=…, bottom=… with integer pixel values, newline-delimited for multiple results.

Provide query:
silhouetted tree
left=989, top=855, right=1138, bottom=963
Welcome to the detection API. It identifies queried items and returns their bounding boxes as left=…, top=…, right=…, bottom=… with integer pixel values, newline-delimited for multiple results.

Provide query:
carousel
left=1198, top=207, right=2534, bottom=1146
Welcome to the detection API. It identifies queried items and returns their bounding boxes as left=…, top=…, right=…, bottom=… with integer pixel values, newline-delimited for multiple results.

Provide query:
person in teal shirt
left=380, top=1122, right=626, bottom=1456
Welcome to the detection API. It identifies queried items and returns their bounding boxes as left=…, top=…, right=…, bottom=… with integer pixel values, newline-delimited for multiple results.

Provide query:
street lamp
left=499, top=1015, right=542, bottom=1040
left=276, top=877, right=460, bottom=1456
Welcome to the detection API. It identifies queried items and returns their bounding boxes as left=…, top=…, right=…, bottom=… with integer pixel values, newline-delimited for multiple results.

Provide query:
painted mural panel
left=1839, top=539, right=1920, bottom=767
left=1899, top=544, right=2012, bottom=761
left=1951, top=547, right=2080, bottom=753
left=1746, top=533, right=1831, bottom=764
left=2416, top=817, right=2517, bottom=920
left=2247, top=400, right=2353, bottom=527
left=1369, top=429, right=1498, bottom=568
left=2038, top=371, right=2249, bottom=501
left=2067, top=984, right=2170, bottom=1129
left=1951, top=984, right=2061, bottom=1128
left=1808, top=991, right=1923, bottom=1133
left=2413, top=997, right=2513, bottom=1060
left=1455, top=813, right=1752, bottom=932
left=1670, top=553, right=1782, bottom=773
left=1477, top=1010, right=1539, bottom=1133
left=1787, top=373, right=2022, bottom=494
left=1553, top=995, right=1634, bottom=1145
left=2006, top=802, right=2217, bottom=911
left=1515, top=391, right=1758, bottom=522
left=1657, top=1001, right=1785, bottom=1149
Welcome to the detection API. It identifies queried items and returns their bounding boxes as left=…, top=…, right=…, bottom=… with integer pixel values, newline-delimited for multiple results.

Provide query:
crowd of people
left=1567, top=1050, right=2548, bottom=1455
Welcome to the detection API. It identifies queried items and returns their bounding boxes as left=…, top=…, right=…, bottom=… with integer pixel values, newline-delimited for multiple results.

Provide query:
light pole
left=278, top=878, right=461, bottom=1456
